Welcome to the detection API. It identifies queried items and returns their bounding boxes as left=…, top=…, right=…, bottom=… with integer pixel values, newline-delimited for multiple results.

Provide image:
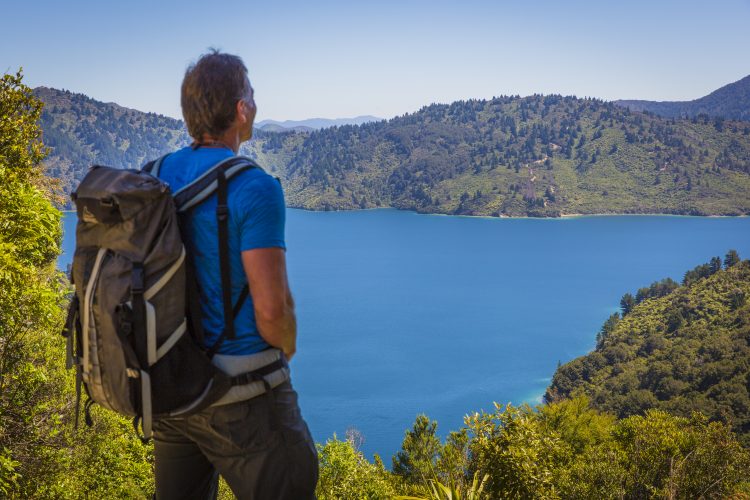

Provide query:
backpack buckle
left=131, top=263, right=145, bottom=294
left=216, top=204, right=229, bottom=221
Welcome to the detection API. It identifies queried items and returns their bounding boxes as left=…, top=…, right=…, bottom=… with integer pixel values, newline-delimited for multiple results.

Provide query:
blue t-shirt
left=158, top=146, right=286, bottom=355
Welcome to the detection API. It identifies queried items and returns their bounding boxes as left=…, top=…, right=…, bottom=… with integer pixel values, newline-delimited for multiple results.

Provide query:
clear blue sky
left=2, top=0, right=748, bottom=121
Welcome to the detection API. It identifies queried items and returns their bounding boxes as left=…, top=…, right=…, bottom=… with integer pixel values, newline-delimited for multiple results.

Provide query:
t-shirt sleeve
left=236, top=175, right=286, bottom=251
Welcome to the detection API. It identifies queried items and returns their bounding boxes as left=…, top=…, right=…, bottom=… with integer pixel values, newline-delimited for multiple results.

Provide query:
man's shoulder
left=233, top=161, right=280, bottom=189
left=230, top=163, right=283, bottom=205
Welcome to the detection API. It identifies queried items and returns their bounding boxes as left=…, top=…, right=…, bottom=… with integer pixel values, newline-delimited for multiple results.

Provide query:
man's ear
left=236, top=99, right=248, bottom=124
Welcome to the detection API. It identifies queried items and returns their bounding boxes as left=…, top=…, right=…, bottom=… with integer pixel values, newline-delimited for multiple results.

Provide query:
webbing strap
left=62, top=295, right=79, bottom=369
left=173, top=156, right=259, bottom=212
left=184, top=255, right=206, bottom=344
left=72, top=295, right=83, bottom=430
left=74, top=365, right=82, bottom=430
left=144, top=247, right=185, bottom=301
left=140, top=371, right=152, bottom=441
left=131, top=262, right=148, bottom=369
left=82, top=248, right=107, bottom=378
left=234, top=285, right=249, bottom=317
left=155, top=320, right=186, bottom=362
left=216, top=169, right=234, bottom=341
left=228, top=357, right=287, bottom=433
left=84, top=398, right=95, bottom=427
left=228, top=358, right=287, bottom=386
left=205, top=284, right=249, bottom=358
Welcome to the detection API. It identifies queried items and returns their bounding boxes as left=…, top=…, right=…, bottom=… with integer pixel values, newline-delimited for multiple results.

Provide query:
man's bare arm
left=241, top=247, right=297, bottom=360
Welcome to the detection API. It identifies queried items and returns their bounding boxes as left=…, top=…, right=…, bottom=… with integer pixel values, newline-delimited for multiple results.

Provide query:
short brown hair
left=181, top=50, right=250, bottom=139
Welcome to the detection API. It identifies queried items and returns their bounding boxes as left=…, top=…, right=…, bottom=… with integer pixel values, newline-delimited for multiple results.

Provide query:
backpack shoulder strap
left=142, top=153, right=171, bottom=177
left=173, top=156, right=261, bottom=212
left=174, top=156, right=261, bottom=345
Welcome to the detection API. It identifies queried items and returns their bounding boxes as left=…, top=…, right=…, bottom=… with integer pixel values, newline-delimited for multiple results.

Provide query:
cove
left=59, top=209, right=750, bottom=460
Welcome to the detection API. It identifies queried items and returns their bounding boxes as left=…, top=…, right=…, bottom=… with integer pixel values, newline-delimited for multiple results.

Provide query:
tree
left=435, top=430, right=470, bottom=490
left=596, top=313, right=620, bottom=348
left=393, top=415, right=442, bottom=486
left=724, top=249, right=740, bottom=269
left=620, top=293, right=635, bottom=315
left=709, top=256, right=722, bottom=274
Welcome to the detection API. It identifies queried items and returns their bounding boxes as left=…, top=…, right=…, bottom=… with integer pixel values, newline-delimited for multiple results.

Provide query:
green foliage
left=548, top=255, right=750, bottom=447
left=316, top=435, right=398, bottom=500
left=435, top=430, right=470, bottom=491
left=725, top=248, right=741, bottom=268
left=613, top=410, right=749, bottom=498
left=466, top=403, right=570, bottom=498
left=536, top=395, right=615, bottom=454
left=0, top=70, right=153, bottom=498
left=683, top=256, right=723, bottom=286
left=634, top=277, right=679, bottom=304
left=396, top=471, right=489, bottom=500
left=596, top=312, right=620, bottom=348
left=317, top=397, right=747, bottom=498
left=0, top=448, right=20, bottom=497
left=393, top=415, right=441, bottom=487
left=0, top=68, right=66, bottom=497
left=620, top=292, right=635, bottom=315
left=458, top=397, right=749, bottom=499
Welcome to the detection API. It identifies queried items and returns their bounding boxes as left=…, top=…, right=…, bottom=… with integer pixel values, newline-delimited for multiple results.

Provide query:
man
left=152, top=50, right=318, bottom=499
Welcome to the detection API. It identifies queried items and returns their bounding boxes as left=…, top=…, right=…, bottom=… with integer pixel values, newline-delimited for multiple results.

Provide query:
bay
left=58, top=209, right=750, bottom=460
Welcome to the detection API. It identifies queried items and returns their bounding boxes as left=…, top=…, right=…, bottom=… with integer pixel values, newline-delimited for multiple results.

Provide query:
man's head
left=181, top=50, right=256, bottom=143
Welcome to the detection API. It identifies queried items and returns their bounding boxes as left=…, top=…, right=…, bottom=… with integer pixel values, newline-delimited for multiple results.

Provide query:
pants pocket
left=207, top=398, right=273, bottom=453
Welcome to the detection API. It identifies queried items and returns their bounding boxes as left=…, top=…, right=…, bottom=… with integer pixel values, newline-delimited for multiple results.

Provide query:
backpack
left=62, top=155, right=286, bottom=441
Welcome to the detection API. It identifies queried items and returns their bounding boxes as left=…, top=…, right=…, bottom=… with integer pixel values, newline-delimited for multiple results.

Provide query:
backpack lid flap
left=74, top=166, right=171, bottom=222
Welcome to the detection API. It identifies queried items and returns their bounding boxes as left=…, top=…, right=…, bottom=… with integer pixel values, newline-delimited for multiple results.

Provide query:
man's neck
left=197, top=130, right=242, bottom=153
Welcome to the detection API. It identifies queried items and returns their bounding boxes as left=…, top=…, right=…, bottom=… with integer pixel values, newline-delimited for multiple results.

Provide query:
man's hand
left=241, top=247, right=296, bottom=360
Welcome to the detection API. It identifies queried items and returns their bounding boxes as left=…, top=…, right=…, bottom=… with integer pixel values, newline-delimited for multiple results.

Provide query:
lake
left=59, top=209, right=750, bottom=460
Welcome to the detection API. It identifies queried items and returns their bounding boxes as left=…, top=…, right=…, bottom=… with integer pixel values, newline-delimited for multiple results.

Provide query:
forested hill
left=546, top=253, right=750, bottom=446
left=34, top=87, right=190, bottom=199
left=615, top=74, right=750, bottom=121
left=37, top=86, right=750, bottom=216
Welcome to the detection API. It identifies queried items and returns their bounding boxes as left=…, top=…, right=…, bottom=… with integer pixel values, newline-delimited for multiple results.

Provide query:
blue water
left=59, top=210, right=750, bottom=460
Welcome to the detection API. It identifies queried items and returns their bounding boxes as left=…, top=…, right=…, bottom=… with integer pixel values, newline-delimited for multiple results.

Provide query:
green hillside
left=546, top=253, right=750, bottom=446
left=34, top=87, right=191, bottom=199
left=273, top=96, right=750, bottom=216
left=37, top=87, right=750, bottom=216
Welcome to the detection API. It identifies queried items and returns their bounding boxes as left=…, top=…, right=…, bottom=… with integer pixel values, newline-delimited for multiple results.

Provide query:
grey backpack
left=62, top=155, right=285, bottom=440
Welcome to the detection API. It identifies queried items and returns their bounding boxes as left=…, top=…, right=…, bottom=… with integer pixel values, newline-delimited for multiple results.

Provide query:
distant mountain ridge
left=35, top=84, right=750, bottom=216
left=256, top=115, right=382, bottom=131
left=615, top=74, right=750, bottom=121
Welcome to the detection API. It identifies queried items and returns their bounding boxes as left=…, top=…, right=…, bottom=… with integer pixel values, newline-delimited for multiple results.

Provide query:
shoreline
left=62, top=207, right=750, bottom=220
left=283, top=206, right=749, bottom=220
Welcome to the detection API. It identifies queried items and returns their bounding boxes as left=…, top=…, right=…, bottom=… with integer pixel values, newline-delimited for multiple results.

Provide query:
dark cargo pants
left=153, top=381, right=318, bottom=500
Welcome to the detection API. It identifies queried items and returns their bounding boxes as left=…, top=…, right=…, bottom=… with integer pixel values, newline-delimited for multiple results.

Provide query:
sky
left=1, top=0, right=749, bottom=121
